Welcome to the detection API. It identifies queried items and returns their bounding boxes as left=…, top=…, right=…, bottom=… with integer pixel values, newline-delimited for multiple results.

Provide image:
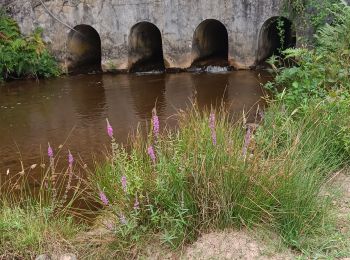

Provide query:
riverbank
left=1, top=96, right=349, bottom=259
left=1, top=2, right=350, bottom=259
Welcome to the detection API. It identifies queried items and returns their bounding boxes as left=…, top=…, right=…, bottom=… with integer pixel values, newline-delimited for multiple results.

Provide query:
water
left=0, top=71, right=270, bottom=176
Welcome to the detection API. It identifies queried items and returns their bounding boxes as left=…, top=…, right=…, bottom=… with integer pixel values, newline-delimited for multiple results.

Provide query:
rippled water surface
left=0, top=71, right=270, bottom=175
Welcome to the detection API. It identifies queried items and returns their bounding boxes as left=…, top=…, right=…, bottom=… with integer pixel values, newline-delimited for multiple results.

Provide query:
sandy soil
left=328, top=169, right=350, bottom=238
left=182, top=230, right=293, bottom=260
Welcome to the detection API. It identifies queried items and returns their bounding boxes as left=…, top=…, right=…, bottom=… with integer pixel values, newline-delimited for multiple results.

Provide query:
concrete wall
left=3, top=0, right=286, bottom=70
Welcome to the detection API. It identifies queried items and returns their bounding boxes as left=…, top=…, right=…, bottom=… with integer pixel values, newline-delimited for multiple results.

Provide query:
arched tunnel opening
left=129, top=22, right=165, bottom=73
left=67, top=25, right=102, bottom=74
left=257, top=17, right=296, bottom=64
left=191, top=19, right=229, bottom=67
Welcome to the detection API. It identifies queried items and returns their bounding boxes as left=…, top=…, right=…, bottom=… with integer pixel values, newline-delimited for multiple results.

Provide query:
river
left=0, top=70, right=270, bottom=177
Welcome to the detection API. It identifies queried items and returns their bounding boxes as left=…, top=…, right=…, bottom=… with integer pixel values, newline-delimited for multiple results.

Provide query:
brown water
left=0, top=71, right=269, bottom=176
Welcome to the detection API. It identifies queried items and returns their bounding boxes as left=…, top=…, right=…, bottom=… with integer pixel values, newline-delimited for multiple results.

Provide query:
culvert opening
left=257, top=17, right=296, bottom=64
left=191, top=19, right=229, bottom=68
left=67, top=25, right=102, bottom=74
left=129, top=22, right=165, bottom=73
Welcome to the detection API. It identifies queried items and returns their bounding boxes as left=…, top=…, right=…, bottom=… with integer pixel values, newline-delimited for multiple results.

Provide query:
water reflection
left=0, top=71, right=270, bottom=174
left=71, top=74, right=106, bottom=120
left=192, top=73, right=229, bottom=109
left=129, top=74, right=166, bottom=120
left=227, top=71, right=266, bottom=120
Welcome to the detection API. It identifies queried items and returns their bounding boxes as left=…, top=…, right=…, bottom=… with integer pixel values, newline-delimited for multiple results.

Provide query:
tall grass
left=0, top=147, right=89, bottom=259
left=89, top=101, right=346, bottom=255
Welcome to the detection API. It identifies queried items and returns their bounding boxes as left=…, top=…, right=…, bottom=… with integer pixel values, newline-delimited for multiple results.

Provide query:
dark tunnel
left=257, top=17, right=296, bottom=64
left=67, top=25, right=102, bottom=74
left=191, top=19, right=229, bottom=67
left=128, top=22, right=165, bottom=73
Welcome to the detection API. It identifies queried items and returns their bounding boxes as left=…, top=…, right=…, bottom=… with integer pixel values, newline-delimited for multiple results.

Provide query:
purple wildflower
left=106, top=118, right=114, bottom=138
left=121, top=175, right=127, bottom=192
left=209, top=112, right=215, bottom=130
left=209, top=112, right=217, bottom=145
left=105, top=221, right=115, bottom=231
left=119, top=214, right=127, bottom=225
left=147, top=146, right=156, bottom=164
left=133, top=196, right=140, bottom=210
left=242, top=127, right=252, bottom=157
left=152, top=109, right=160, bottom=138
left=68, top=150, right=74, bottom=166
left=48, top=143, right=53, bottom=158
left=99, top=191, right=109, bottom=206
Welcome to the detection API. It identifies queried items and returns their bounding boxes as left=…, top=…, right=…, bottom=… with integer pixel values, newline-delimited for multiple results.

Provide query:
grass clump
left=0, top=202, right=81, bottom=259
left=0, top=10, right=60, bottom=81
left=89, top=99, right=346, bottom=256
left=0, top=147, right=88, bottom=259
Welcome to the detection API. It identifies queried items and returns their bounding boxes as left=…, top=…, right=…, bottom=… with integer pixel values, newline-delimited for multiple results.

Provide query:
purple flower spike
left=48, top=143, right=53, bottom=158
left=211, top=131, right=217, bottom=146
left=106, top=118, right=114, bottom=138
left=209, top=112, right=217, bottom=145
left=119, top=214, right=127, bottom=225
left=242, top=127, right=252, bottom=157
left=147, top=146, right=156, bottom=164
left=99, top=191, right=109, bottom=206
left=134, top=196, right=140, bottom=210
left=209, top=112, right=215, bottom=130
left=152, top=109, right=160, bottom=138
left=68, top=150, right=74, bottom=166
left=121, top=175, right=127, bottom=192
left=105, top=221, right=115, bottom=231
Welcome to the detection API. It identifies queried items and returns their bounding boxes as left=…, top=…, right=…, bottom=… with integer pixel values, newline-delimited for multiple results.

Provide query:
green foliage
left=266, top=3, right=350, bottom=108
left=0, top=202, right=81, bottom=258
left=285, top=0, right=342, bottom=34
left=276, top=17, right=286, bottom=52
left=0, top=11, right=60, bottom=81
left=90, top=103, right=346, bottom=255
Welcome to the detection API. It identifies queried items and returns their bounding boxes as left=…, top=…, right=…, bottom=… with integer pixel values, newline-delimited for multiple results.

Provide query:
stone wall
left=2, top=0, right=286, bottom=70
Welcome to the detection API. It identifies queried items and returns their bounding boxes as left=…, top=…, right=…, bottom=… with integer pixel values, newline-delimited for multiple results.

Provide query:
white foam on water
left=205, top=66, right=230, bottom=73
left=135, top=70, right=164, bottom=76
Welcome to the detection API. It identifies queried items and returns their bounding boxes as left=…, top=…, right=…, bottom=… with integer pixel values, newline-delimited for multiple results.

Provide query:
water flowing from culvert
left=205, top=66, right=230, bottom=73
left=0, top=71, right=271, bottom=179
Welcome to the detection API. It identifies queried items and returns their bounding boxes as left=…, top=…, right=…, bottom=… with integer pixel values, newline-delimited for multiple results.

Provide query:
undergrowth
left=267, top=3, right=350, bottom=109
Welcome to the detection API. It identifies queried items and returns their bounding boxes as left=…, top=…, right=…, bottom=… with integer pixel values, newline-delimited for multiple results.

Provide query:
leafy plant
left=266, top=3, right=350, bottom=108
left=0, top=10, right=60, bottom=81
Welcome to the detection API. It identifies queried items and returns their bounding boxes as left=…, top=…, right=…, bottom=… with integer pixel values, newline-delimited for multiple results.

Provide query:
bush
left=266, top=3, right=350, bottom=108
left=0, top=11, right=60, bottom=81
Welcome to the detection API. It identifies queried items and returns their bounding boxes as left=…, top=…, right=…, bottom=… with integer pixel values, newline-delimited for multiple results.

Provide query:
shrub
left=0, top=10, right=60, bottom=81
left=266, top=3, right=350, bottom=108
